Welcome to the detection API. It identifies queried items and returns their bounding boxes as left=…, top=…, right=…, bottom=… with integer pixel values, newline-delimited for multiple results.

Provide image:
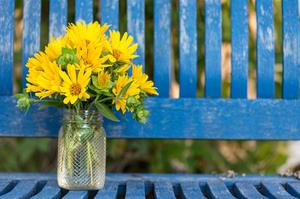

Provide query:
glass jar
left=57, top=110, right=106, bottom=190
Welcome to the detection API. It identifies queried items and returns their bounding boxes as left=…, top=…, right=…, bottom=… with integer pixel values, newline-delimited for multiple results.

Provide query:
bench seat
left=0, top=173, right=299, bottom=198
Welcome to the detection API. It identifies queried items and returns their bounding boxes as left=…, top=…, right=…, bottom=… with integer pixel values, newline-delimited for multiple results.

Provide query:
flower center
left=70, top=83, right=81, bottom=96
left=112, top=49, right=121, bottom=59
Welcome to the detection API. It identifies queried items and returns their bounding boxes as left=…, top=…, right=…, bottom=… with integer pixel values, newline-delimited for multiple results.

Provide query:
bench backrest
left=0, top=0, right=299, bottom=140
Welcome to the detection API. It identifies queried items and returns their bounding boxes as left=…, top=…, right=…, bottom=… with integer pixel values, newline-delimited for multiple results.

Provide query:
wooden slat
left=31, top=181, right=61, bottom=199
left=0, top=180, right=39, bottom=199
left=22, top=0, right=41, bottom=88
left=100, top=0, right=119, bottom=30
left=179, top=0, right=197, bottom=98
left=0, top=180, right=15, bottom=195
left=94, top=182, right=119, bottom=199
left=154, top=182, right=176, bottom=199
left=206, top=181, right=235, bottom=199
left=180, top=182, right=206, bottom=199
left=230, top=0, right=248, bottom=98
left=154, top=0, right=171, bottom=97
left=256, top=0, right=275, bottom=98
left=282, top=0, right=299, bottom=99
left=63, top=191, right=88, bottom=199
left=0, top=0, right=14, bottom=95
left=286, top=182, right=300, bottom=198
left=49, top=0, right=68, bottom=38
left=261, top=182, right=296, bottom=199
left=125, top=181, right=145, bottom=199
left=233, top=182, right=267, bottom=199
left=127, top=0, right=145, bottom=67
left=204, top=0, right=222, bottom=98
left=75, top=0, right=93, bottom=23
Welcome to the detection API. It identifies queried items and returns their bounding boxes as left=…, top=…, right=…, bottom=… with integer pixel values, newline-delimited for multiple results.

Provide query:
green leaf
left=92, top=75, right=100, bottom=89
left=95, top=102, right=119, bottom=122
left=116, top=81, right=133, bottom=101
left=41, top=100, right=65, bottom=108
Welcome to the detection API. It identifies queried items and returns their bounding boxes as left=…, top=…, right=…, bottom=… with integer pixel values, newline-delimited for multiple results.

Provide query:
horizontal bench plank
left=1, top=97, right=300, bottom=139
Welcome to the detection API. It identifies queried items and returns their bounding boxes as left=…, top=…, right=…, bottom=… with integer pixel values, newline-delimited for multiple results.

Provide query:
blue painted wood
left=179, top=0, right=197, bottom=98
left=154, top=0, right=171, bottom=97
left=286, top=182, right=300, bottom=198
left=94, top=182, right=119, bottom=199
left=154, top=182, right=176, bottom=199
left=282, top=0, right=299, bottom=99
left=75, top=0, right=93, bottom=23
left=180, top=182, right=206, bottom=199
left=256, top=0, right=275, bottom=98
left=0, top=180, right=39, bottom=199
left=30, top=181, right=61, bottom=199
left=230, top=0, right=248, bottom=98
left=206, top=181, right=235, bottom=199
left=205, top=0, right=222, bottom=98
left=125, top=181, right=145, bottom=199
left=127, top=0, right=145, bottom=67
left=0, top=0, right=14, bottom=96
left=49, top=0, right=68, bottom=38
left=261, top=182, right=296, bottom=199
left=233, top=182, right=267, bottom=199
left=0, top=180, right=15, bottom=195
left=22, top=0, right=41, bottom=88
left=100, top=0, right=119, bottom=30
left=62, top=191, right=88, bottom=199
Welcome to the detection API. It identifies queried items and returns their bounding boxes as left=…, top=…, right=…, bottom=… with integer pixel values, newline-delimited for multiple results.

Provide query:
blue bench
left=0, top=0, right=300, bottom=198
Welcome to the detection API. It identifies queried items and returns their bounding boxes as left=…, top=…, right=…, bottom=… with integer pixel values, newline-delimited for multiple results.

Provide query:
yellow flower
left=112, top=75, right=140, bottom=113
left=115, top=64, right=131, bottom=74
left=45, top=36, right=66, bottom=61
left=132, top=65, right=158, bottom=95
left=59, top=64, right=91, bottom=104
left=107, top=31, right=138, bottom=63
left=97, top=70, right=111, bottom=89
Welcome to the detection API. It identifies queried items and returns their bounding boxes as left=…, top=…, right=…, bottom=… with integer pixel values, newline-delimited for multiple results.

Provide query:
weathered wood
left=0, top=0, right=14, bottom=95
left=0, top=180, right=39, bottom=199
left=75, top=0, right=93, bottom=23
left=206, top=180, right=235, bottom=199
left=180, top=181, right=206, bottom=199
left=286, top=182, right=300, bottom=198
left=31, top=181, right=61, bottom=199
left=154, top=182, right=176, bottom=199
left=125, top=181, right=145, bottom=199
left=49, top=0, right=68, bottom=39
left=94, top=182, right=119, bottom=199
left=261, top=182, right=296, bottom=199
left=0, top=180, right=15, bottom=195
left=100, top=0, right=119, bottom=30
left=233, top=182, right=267, bottom=199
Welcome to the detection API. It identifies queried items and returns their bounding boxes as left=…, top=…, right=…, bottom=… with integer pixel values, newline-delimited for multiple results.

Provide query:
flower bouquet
left=16, top=21, right=158, bottom=190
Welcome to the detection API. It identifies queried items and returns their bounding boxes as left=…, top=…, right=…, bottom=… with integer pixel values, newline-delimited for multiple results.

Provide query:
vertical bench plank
left=22, top=0, right=41, bottom=88
left=0, top=0, right=14, bottom=95
left=63, top=191, right=89, bottom=199
left=179, top=0, right=197, bottom=98
left=31, top=180, right=61, bottom=199
left=49, top=0, right=68, bottom=38
left=154, top=0, right=171, bottom=97
left=282, top=0, right=299, bottom=99
left=154, top=182, right=176, bottom=199
left=230, top=0, right=248, bottom=98
left=75, top=0, right=93, bottom=23
left=261, top=182, right=296, bottom=199
left=233, top=182, right=267, bottom=199
left=256, top=0, right=275, bottom=98
left=205, top=0, right=222, bottom=98
left=180, top=182, right=206, bottom=199
left=206, top=181, right=235, bottom=199
left=127, top=0, right=145, bottom=67
left=100, top=0, right=119, bottom=30
left=125, top=181, right=145, bottom=199
left=94, top=182, right=119, bottom=199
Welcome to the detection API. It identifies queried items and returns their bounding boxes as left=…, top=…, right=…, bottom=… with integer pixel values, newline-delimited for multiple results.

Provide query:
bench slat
left=31, top=181, right=61, bottom=199
left=0, top=180, right=39, bottom=199
left=286, top=182, right=300, bottom=198
left=49, top=0, right=68, bottom=38
left=154, top=182, right=176, bottom=199
left=282, top=0, right=299, bottom=99
left=180, top=181, right=206, bottom=199
left=204, top=0, right=222, bottom=98
left=0, top=180, right=15, bottom=195
left=62, top=191, right=88, bottom=199
left=22, top=0, right=41, bottom=88
left=75, top=0, right=93, bottom=23
left=230, top=0, right=248, bottom=98
left=233, top=182, right=267, bottom=199
left=100, top=0, right=119, bottom=30
left=127, top=0, right=145, bottom=67
left=94, top=182, right=119, bottom=199
left=261, top=182, right=296, bottom=199
left=154, top=0, right=171, bottom=97
left=125, top=181, right=145, bottom=199
left=179, top=0, right=197, bottom=98
left=256, top=0, right=275, bottom=98
left=206, top=181, right=235, bottom=199
left=0, top=0, right=14, bottom=95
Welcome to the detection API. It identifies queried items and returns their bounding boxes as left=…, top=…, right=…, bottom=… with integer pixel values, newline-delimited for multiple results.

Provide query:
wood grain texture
left=49, top=0, right=68, bottom=39
left=230, top=0, right=248, bottom=98
left=0, top=0, right=14, bottom=95
left=256, top=0, right=275, bottom=98
left=205, top=0, right=222, bottom=98
left=100, top=0, right=119, bottom=30
left=282, top=0, right=299, bottom=99
left=154, top=0, right=171, bottom=97
left=179, top=0, right=197, bottom=98
left=75, top=0, right=93, bottom=23
left=22, top=0, right=41, bottom=88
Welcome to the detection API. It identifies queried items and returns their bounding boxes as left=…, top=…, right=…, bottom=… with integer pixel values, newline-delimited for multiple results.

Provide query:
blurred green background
left=1, top=0, right=288, bottom=174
